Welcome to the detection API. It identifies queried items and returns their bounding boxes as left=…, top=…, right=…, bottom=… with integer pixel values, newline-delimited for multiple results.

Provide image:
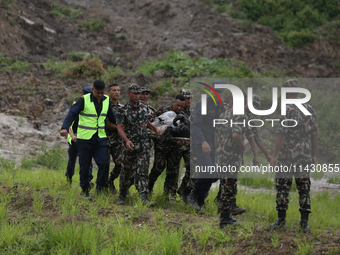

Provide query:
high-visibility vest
left=77, top=94, right=109, bottom=140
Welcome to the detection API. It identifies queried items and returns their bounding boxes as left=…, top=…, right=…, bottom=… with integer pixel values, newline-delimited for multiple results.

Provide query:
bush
left=35, top=145, right=67, bottom=170
left=62, top=57, right=107, bottom=78
left=201, top=0, right=340, bottom=48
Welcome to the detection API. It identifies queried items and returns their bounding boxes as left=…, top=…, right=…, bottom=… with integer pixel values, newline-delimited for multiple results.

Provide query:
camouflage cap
left=181, top=88, right=193, bottom=98
left=282, top=79, right=298, bottom=87
left=252, top=94, right=261, bottom=106
left=128, top=83, right=140, bottom=93
left=140, top=86, right=150, bottom=93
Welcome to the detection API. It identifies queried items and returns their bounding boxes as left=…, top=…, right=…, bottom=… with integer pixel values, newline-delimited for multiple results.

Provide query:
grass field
left=1, top=153, right=340, bottom=255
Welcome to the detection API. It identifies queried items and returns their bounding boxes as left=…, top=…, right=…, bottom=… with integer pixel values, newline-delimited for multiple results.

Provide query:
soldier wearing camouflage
left=216, top=106, right=254, bottom=214
left=270, top=79, right=318, bottom=232
left=116, top=84, right=159, bottom=204
left=105, top=84, right=124, bottom=193
left=139, top=86, right=157, bottom=176
left=148, top=95, right=188, bottom=198
left=177, top=89, right=194, bottom=201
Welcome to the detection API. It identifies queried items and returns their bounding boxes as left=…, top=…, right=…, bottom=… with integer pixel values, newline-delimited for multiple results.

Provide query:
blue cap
left=213, top=80, right=226, bottom=92
left=83, top=86, right=92, bottom=95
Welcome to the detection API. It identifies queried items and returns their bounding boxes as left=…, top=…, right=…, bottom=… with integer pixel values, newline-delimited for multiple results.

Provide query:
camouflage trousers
left=219, top=178, right=238, bottom=212
left=107, top=141, right=123, bottom=181
left=178, top=148, right=199, bottom=192
left=119, top=147, right=150, bottom=194
left=149, top=143, right=182, bottom=196
left=218, top=168, right=238, bottom=212
left=275, top=171, right=311, bottom=213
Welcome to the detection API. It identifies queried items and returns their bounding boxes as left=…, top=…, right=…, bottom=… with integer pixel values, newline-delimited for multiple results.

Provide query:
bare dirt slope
left=1, top=0, right=339, bottom=76
left=0, top=0, right=340, bottom=160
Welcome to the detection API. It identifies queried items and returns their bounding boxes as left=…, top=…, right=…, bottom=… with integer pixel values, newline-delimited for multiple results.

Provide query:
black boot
left=96, top=185, right=107, bottom=196
left=108, top=176, right=117, bottom=194
left=118, top=190, right=127, bottom=205
left=220, top=211, right=238, bottom=228
left=81, top=187, right=90, bottom=198
left=141, top=192, right=156, bottom=206
left=148, top=180, right=155, bottom=194
left=229, top=213, right=237, bottom=222
left=177, top=187, right=191, bottom=204
left=231, top=204, right=246, bottom=215
left=66, top=174, right=72, bottom=185
left=270, top=211, right=286, bottom=231
left=188, top=189, right=201, bottom=211
left=300, top=212, right=311, bottom=233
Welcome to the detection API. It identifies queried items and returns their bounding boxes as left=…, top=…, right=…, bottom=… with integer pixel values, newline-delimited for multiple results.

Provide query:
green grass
left=0, top=150, right=339, bottom=254
left=0, top=54, right=30, bottom=72
left=0, top=0, right=12, bottom=9
left=49, top=3, right=82, bottom=19
left=81, top=19, right=106, bottom=31
left=201, top=0, right=339, bottom=48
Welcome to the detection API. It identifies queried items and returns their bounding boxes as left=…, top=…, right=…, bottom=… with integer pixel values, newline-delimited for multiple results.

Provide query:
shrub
left=62, top=57, right=107, bottom=78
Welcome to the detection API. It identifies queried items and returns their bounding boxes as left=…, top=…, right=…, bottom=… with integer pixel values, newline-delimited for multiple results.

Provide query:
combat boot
left=141, top=192, right=156, bottom=207
left=270, top=211, right=286, bottom=231
left=108, top=176, right=117, bottom=194
left=118, top=190, right=127, bottom=205
left=220, top=211, right=238, bottom=228
left=148, top=180, right=155, bottom=194
left=300, top=212, right=311, bottom=233
left=81, top=187, right=90, bottom=199
left=231, top=204, right=246, bottom=215
left=177, top=187, right=191, bottom=204
left=66, top=174, right=72, bottom=185
left=188, top=189, right=201, bottom=211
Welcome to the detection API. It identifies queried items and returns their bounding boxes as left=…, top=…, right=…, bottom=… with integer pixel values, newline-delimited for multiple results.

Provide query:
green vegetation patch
left=0, top=54, right=30, bottom=72
left=202, top=0, right=339, bottom=48
left=49, top=3, right=82, bottom=19
left=81, top=19, right=106, bottom=31
left=0, top=162, right=340, bottom=254
left=62, top=57, right=108, bottom=78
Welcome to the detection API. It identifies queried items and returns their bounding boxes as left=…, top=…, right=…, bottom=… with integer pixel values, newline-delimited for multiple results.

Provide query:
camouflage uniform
left=246, top=94, right=262, bottom=143
left=177, top=89, right=194, bottom=194
left=140, top=98, right=157, bottom=171
left=149, top=105, right=189, bottom=196
left=106, top=101, right=124, bottom=185
left=216, top=107, right=253, bottom=212
left=275, top=101, right=318, bottom=213
left=116, top=89, right=151, bottom=194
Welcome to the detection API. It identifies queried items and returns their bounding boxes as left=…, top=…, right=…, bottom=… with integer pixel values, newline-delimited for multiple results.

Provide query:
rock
left=152, top=69, right=177, bottom=79
left=53, top=98, right=68, bottom=113
left=32, top=105, right=43, bottom=116
left=5, top=109, right=21, bottom=115
left=44, top=99, right=54, bottom=106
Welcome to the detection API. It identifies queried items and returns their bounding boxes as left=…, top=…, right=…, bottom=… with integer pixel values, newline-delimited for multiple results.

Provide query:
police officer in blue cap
left=65, top=86, right=94, bottom=186
left=60, top=80, right=116, bottom=197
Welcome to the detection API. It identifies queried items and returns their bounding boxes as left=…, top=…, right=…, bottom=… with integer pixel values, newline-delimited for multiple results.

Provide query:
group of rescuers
left=60, top=78, right=318, bottom=232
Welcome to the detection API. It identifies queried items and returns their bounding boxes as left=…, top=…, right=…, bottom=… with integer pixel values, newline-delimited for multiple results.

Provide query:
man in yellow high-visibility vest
left=60, top=80, right=116, bottom=197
